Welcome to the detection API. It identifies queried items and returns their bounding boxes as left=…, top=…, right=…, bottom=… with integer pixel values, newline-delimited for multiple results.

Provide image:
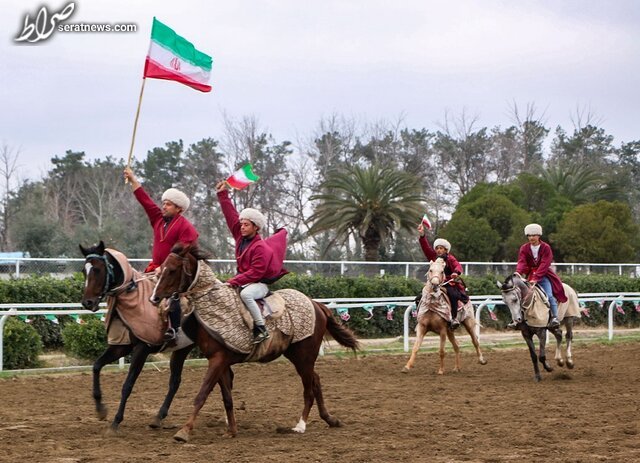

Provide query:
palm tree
left=308, top=164, right=426, bottom=261
left=540, top=163, right=624, bottom=204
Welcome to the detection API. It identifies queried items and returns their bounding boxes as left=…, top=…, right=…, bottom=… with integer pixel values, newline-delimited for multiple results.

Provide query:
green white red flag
left=422, top=213, right=432, bottom=229
left=226, top=164, right=260, bottom=190
left=143, top=17, right=213, bottom=92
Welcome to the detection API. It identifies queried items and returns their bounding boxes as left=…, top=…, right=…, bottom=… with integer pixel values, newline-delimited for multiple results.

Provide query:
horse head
left=497, top=272, right=530, bottom=325
left=427, top=258, right=446, bottom=286
left=79, top=240, right=122, bottom=311
left=150, top=243, right=203, bottom=305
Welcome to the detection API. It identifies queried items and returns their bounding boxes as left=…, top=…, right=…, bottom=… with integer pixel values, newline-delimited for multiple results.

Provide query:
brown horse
left=149, top=243, right=360, bottom=443
left=79, top=241, right=234, bottom=434
left=403, top=258, right=487, bottom=374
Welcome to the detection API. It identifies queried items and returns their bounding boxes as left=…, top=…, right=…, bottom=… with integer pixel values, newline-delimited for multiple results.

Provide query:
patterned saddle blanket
left=417, top=282, right=473, bottom=323
left=186, top=261, right=316, bottom=359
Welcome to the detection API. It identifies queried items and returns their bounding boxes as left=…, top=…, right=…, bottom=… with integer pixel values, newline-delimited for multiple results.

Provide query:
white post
left=0, top=309, right=18, bottom=372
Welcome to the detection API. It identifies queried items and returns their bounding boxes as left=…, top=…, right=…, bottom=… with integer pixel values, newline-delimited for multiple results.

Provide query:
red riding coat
left=217, top=189, right=288, bottom=287
left=134, top=187, right=199, bottom=273
left=419, top=236, right=463, bottom=281
left=516, top=240, right=567, bottom=303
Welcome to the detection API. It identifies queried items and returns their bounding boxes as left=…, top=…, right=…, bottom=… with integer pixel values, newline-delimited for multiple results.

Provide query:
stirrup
left=547, top=317, right=560, bottom=329
left=252, top=328, right=270, bottom=344
left=163, top=327, right=176, bottom=342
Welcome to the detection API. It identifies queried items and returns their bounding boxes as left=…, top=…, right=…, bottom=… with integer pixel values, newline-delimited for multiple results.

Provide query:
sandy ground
left=1, top=341, right=639, bottom=463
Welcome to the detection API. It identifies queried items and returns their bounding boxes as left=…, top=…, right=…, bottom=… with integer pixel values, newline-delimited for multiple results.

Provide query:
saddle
left=236, top=291, right=287, bottom=330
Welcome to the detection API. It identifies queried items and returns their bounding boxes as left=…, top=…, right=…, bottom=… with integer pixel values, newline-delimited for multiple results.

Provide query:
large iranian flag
left=143, top=18, right=212, bottom=92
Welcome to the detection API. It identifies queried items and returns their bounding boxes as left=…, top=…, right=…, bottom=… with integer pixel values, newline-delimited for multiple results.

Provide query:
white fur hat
left=239, top=208, right=266, bottom=230
left=524, top=223, right=542, bottom=236
left=433, top=238, right=451, bottom=252
left=162, top=188, right=190, bottom=212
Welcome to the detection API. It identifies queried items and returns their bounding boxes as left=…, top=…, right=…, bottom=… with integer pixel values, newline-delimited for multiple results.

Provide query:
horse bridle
left=85, top=253, right=116, bottom=301
left=163, top=252, right=194, bottom=300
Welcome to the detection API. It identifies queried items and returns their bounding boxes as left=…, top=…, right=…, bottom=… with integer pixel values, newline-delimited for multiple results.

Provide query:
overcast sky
left=2, top=0, right=639, bottom=183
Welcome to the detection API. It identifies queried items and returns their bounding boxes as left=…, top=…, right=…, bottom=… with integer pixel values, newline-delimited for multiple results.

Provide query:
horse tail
left=314, top=301, right=360, bottom=352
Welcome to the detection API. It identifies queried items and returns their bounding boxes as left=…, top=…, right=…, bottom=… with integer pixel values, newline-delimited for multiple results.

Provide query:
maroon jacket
left=419, top=236, right=463, bottom=281
left=516, top=240, right=567, bottom=303
left=217, top=189, right=288, bottom=287
left=134, top=187, right=199, bottom=272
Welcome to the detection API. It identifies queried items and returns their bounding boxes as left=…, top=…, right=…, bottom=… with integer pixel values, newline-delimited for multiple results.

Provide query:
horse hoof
left=222, top=430, right=237, bottom=438
left=557, top=359, right=565, bottom=367
left=149, top=416, right=163, bottom=429
left=401, top=366, right=411, bottom=373
left=567, top=360, right=575, bottom=369
left=437, top=370, right=444, bottom=375
left=174, top=428, right=190, bottom=443
left=327, top=417, right=342, bottom=428
left=478, top=358, right=488, bottom=365
left=534, top=376, right=542, bottom=382
left=96, top=405, right=108, bottom=421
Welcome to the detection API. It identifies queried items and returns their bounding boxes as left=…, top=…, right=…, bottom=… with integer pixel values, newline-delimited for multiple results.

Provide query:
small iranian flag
left=421, top=213, right=432, bottom=229
left=143, top=18, right=213, bottom=92
left=226, top=164, right=260, bottom=190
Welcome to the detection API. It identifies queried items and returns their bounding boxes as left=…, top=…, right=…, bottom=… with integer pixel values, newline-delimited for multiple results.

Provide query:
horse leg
left=446, top=329, right=461, bottom=372
left=522, top=330, right=542, bottom=382
left=403, top=322, right=426, bottom=372
left=92, top=344, right=132, bottom=421
left=219, top=368, right=237, bottom=437
left=565, top=319, right=575, bottom=369
left=107, top=342, right=154, bottom=435
left=174, top=352, right=228, bottom=443
left=551, top=326, right=564, bottom=367
left=538, top=330, right=553, bottom=373
left=437, top=329, right=447, bottom=375
left=149, top=345, right=194, bottom=429
left=285, top=337, right=341, bottom=432
left=463, top=319, right=487, bottom=365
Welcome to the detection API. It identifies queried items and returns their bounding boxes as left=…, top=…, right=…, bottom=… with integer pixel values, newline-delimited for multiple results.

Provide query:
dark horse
left=149, top=243, right=360, bottom=443
left=79, top=241, right=234, bottom=434
left=498, top=273, right=580, bottom=382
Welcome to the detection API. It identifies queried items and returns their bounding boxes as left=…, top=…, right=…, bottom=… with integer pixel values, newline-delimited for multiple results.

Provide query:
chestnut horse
left=149, top=243, right=359, bottom=443
left=403, top=258, right=487, bottom=374
left=498, top=272, right=580, bottom=382
left=79, top=241, right=234, bottom=434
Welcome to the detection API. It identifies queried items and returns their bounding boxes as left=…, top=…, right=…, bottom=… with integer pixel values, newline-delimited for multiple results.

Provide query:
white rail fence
left=1, top=257, right=639, bottom=279
left=2, top=292, right=640, bottom=372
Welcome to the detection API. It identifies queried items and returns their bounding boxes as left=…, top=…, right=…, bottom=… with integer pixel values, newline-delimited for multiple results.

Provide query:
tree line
left=2, top=106, right=639, bottom=263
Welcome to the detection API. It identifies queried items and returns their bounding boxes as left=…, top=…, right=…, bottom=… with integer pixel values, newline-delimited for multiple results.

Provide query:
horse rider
left=515, top=223, right=567, bottom=329
left=418, top=224, right=469, bottom=329
left=216, top=180, right=288, bottom=344
left=124, top=167, right=199, bottom=341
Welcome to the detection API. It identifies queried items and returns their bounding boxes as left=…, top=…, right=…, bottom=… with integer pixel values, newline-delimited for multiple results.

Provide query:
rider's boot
left=252, top=324, right=270, bottom=344
left=547, top=317, right=560, bottom=329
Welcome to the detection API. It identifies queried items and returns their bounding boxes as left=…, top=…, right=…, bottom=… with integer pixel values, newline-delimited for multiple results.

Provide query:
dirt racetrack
left=1, top=341, right=639, bottom=463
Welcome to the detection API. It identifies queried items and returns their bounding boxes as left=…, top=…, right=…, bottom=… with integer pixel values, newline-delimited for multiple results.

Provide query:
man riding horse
left=124, top=167, right=199, bottom=341
left=418, top=224, right=469, bottom=329
left=216, top=180, right=288, bottom=344
left=514, top=223, right=567, bottom=329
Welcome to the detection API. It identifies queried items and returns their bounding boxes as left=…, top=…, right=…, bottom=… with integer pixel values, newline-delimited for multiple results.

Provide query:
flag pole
left=125, top=77, right=147, bottom=183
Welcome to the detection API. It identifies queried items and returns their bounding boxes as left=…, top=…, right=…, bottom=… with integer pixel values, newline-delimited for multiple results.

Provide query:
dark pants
left=168, top=298, right=181, bottom=330
left=446, top=284, right=469, bottom=319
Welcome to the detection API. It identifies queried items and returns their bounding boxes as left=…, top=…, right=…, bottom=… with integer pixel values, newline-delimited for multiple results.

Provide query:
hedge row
left=2, top=273, right=640, bottom=368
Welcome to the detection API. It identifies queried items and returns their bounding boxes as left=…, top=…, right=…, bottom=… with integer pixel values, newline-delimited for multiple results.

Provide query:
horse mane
left=169, top=242, right=213, bottom=261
